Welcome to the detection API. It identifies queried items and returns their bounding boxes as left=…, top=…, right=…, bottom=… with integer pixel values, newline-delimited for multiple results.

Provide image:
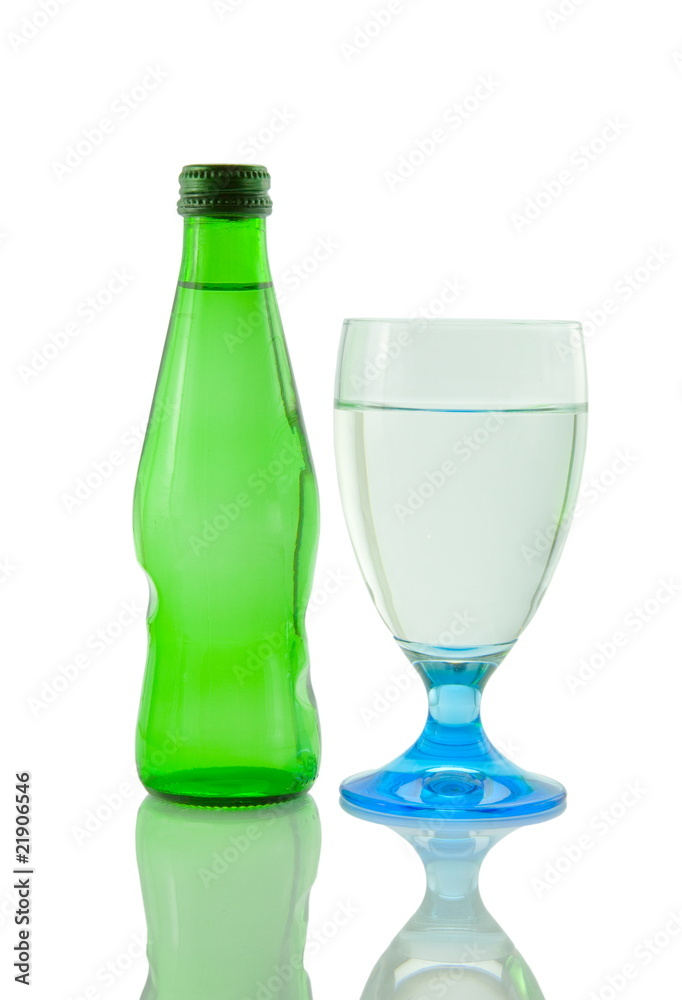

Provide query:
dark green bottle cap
left=178, top=164, right=272, bottom=217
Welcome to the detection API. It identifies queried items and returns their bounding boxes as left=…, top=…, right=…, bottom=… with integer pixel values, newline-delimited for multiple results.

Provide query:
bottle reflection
left=136, top=794, right=320, bottom=999
left=345, top=804, right=553, bottom=1000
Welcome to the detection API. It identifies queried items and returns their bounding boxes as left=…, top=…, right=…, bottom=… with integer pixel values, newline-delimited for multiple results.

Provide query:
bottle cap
left=178, top=164, right=272, bottom=217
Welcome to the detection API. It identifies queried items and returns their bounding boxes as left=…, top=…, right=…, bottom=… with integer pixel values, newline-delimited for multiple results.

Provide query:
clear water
left=334, top=403, right=587, bottom=649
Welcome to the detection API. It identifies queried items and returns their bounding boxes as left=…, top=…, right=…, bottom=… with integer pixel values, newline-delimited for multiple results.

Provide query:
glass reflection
left=136, top=794, right=320, bottom=1000
left=344, top=802, right=560, bottom=1000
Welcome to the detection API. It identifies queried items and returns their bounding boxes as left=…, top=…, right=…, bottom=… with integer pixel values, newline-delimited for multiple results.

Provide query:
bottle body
left=134, top=206, right=320, bottom=805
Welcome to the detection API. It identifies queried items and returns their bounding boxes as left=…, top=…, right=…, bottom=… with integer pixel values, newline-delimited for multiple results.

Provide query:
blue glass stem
left=407, top=646, right=506, bottom=767
left=340, top=641, right=567, bottom=819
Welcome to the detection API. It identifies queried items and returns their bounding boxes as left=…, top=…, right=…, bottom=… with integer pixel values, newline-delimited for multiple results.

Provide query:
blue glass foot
left=340, top=756, right=566, bottom=821
left=340, top=642, right=566, bottom=821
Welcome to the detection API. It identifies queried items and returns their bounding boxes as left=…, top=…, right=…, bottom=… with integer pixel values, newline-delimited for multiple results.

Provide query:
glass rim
left=343, top=317, right=581, bottom=329
left=336, top=316, right=587, bottom=407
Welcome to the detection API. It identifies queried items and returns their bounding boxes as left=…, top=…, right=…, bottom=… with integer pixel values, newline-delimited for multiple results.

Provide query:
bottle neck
left=178, top=215, right=273, bottom=288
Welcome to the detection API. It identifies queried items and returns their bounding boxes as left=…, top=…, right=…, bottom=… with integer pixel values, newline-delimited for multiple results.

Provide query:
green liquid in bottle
left=134, top=166, right=320, bottom=805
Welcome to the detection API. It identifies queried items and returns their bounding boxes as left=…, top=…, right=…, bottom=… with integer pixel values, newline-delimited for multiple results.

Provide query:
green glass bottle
left=134, top=165, right=320, bottom=806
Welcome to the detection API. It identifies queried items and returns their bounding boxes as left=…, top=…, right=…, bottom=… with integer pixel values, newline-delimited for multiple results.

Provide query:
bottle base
left=141, top=766, right=313, bottom=808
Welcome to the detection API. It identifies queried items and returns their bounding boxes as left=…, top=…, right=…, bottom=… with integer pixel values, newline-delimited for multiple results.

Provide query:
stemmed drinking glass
left=334, top=319, right=587, bottom=819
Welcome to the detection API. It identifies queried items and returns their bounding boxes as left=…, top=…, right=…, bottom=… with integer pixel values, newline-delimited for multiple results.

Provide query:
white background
left=2, top=1, right=681, bottom=998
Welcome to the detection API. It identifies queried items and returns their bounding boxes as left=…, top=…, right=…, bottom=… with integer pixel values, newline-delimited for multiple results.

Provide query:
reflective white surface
left=3, top=2, right=682, bottom=998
